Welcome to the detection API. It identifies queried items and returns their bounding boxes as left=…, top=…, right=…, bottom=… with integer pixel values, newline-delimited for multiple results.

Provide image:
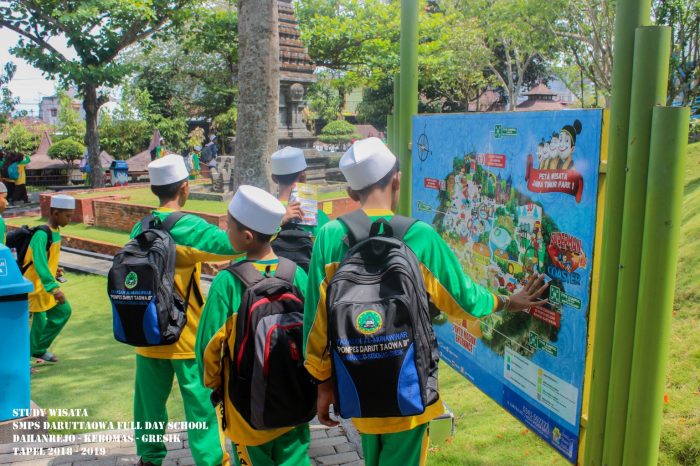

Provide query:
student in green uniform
left=303, top=137, right=549, bottom=466
left=189, top=146, right=201, bottom=180
left=130, top=154, right=241, bottom=466
left=196, top=185, right=311, bottom=466
left=270, top=146, right=329, bottom=234
left=26, top=194, right=75, bottom=362
left=13, top=153, right=31, bottom=204
left=0, top=182, right=7, bottom=245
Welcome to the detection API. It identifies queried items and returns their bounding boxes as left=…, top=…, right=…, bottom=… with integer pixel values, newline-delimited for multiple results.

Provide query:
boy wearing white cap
left=271, top=146, right=330, bottom=233
left=0, top=182, right=7, bottom=245
left=25, top=194, right=75, bottom=362
left=196, top=185, right=312, bottom=466
left=130, top=154, right=241, bottom=466
left=303, top=138, right=549, bottom=465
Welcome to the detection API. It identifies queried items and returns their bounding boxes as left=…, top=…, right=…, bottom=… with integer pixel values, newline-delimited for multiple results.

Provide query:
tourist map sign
left=412, top=110, right=602, bottom=463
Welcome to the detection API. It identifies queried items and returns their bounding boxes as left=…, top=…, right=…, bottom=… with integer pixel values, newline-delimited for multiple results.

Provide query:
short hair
left=353, top=160, right=400, bottom=197
left=231, top=215, right=274, bottom=244
left=151, top=179, right=186, bottom=201
left=272, top=170, right=304, bottom=186
left=49, top=207, right=73, bottom=215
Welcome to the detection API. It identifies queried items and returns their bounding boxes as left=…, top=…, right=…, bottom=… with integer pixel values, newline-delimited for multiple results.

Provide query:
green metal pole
left=584, top=0, right=651, bottom=460
left=602, top=26, right=671, bottom=466
left=393, top=73, right=401, bottom=156
left=622, top=106, right=689, bottom=466
left=398, top=0, right=418, bottom=217
left=387, top=114, right=395, bottom=154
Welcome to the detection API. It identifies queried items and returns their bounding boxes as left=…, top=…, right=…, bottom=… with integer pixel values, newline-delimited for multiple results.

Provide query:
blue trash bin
left=0, top=244, right=34, bottom=422
left=110, top=160, right=129, bottom=187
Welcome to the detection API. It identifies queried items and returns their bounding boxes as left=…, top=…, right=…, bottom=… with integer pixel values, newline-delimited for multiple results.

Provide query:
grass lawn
left=6, top=216, right=130, bottom=246
left=31, top=272, right=185, bottom=430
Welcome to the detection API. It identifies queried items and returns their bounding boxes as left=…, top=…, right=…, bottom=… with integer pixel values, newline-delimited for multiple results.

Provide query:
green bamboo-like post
left=583, top=0, right=651, bottom=461
left=602, top=26, right=671, bottom=466
left=393, top=73, right=401, bottom=156
left=622, top=106, right=689, bottom=466
left=398, top=0, right=418, bottom=216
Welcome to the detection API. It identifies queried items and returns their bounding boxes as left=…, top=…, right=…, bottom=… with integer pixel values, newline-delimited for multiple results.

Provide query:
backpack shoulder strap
left=274, top=257, right=297, bottom=284
left=388, top=215, right=418, bottom=241
left=140, top=214, right=155, bottom=232
left=160, top=211, right=187, bottom=232
left=338, top=210, right=372, bottom=247
left=225, top=260, right=266, bottom=289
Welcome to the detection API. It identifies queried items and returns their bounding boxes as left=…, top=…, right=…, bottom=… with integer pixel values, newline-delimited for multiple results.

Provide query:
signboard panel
left=412, top=110, right=602, bottom=463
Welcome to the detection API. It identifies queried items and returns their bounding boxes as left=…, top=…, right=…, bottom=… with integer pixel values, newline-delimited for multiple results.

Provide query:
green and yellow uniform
left=129, top=209, right=242, bottom=466
left=303, top=209, right=497, bottom=466
left=196, top=259, right=311, bottom=466
left=24, top=227, right=71, bottom=357
left=0, top=214, right=5, bottom=245
left=16, top=154, right=30, bottom=185
left=190, top=152, right=201, bottom=180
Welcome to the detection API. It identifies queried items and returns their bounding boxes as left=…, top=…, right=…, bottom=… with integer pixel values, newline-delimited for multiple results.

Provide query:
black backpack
left=271, top=223, right=313, bottom=272
left=6, top=225, right=54, bottom=274
left=225, top=258, right=316, bottom=430
left=326, top=210, right=440, bottom=419
left=108, top=212, right=198, bottom=347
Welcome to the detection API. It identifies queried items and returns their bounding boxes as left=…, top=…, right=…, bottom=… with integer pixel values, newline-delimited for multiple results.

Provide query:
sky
left=0, top=28, right=74, bottom=115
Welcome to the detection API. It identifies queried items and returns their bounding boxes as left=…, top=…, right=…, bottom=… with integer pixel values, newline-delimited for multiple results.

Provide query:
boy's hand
left=53, top=290, right=66, bottom=305
left=317, top=381, right=339, bottom=427
left=56, top=267, right=64, bottom=278
left=282, top=202, right=304, bottom=225
left=508, top=274, right=549, bottom=312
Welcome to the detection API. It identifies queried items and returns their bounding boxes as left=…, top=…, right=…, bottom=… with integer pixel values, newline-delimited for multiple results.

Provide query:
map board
left=411, top=110, right=602, bottom=463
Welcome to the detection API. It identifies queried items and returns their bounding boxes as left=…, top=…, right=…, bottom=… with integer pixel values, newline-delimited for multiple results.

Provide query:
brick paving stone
left=163, top=442, right=183, bottom=452
left=10, top=460, right=52, bottom=466
left=333, top=443, right=355, bottom=454
left=310, top=428, right=329, bottom=440
left=316, top=452, right=360, bottom=465
left=160, top=461, right=177, bottom=466
left=163, top=449, right=191, bottom=460
left=113, top=456, right=139, bottom=465
left=76, top=458, right=117, bottom=466
left=175, top=457, right=195, bottom=466
left=308, top=446, right=336, bottom=457
left=310, top=437, right=347, bottom=448
left=339, top=461, right=364, bottom=466
left=325, top=427, right=344, bottom=438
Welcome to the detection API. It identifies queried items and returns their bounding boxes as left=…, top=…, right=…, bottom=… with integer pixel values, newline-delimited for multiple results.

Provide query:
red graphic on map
left=525, top=154, right=584, bottom=202
left=526, top=306, right=561, bottom=328
left=546, top=232, right=588, bottom=272
left=424, top=178, right=441, bottom=190
left=477, top=153, right=507, bottom=168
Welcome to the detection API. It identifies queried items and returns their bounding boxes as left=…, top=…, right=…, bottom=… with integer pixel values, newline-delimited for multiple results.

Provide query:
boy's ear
left=392, top=171, right=402, bottom=190
left=272, top=174, right=279, bottom=184
left=347, top=186, right=360, bottom=202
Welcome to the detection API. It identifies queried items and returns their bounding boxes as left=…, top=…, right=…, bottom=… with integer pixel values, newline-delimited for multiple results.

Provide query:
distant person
left=25, top=194, right=75, bottom=363
left=150, top=138, right=166, bottom=161
left=12, top=152, right=31, bottom=204
left=0, top=182, right=7, bottom=245
left=188, top=146, right=201, bottom=180
left=269, top=146, right=330, bottom=272
left=197, top=185, right=315, bottom=466
left=0, top=147, right=14, bottom=204
left=127, top=154, right=241, bottom=466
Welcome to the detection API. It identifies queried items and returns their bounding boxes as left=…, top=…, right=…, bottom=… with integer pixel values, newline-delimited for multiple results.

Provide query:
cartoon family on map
left=431, top=118, right=588, bottom=358
left=536, top=120, right=583, bottom=171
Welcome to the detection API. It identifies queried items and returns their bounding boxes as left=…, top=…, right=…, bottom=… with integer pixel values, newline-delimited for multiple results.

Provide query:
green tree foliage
left=212, top=107, right=237, bottom=149
left=307, top=73, right=344, bottom=130
left=47, top=138, right=85, bottom=168
left=0, top=62, right=18, bottom=127
left=356, top=78, right=394, bottom=130
left=653, top=0, right=700, bottom=106
left=319, top=120, right=361, bottom=147
left=55, top=91, right=86, bottom=143
left=0, top=0, right=197, bottom=187
left=4, top=123, right=39, bottom=155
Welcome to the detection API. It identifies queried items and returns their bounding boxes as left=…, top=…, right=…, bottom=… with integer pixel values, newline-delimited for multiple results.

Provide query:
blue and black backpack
left=108, top=212, right=198, bottom=346
left=326, top=210, right=440, bottom=418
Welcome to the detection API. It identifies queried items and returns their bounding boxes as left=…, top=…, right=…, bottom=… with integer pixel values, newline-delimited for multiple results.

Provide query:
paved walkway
left=0, top=421, right=363, bottom=466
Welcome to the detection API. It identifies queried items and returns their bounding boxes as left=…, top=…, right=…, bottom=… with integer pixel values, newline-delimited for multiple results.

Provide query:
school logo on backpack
left=326, top=210, right=440, bottom=419
left=225, top=258, right=316, bottom=430
left=108, top=212, right=198, bottom=347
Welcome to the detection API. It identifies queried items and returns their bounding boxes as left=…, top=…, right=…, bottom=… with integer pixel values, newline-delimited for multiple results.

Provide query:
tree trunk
left=83, top=84, right=104, bottom=188
left=233, top=0, right=279, bottom=191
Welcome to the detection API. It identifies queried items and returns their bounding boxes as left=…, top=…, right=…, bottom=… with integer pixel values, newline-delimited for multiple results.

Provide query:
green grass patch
left=6, top=217, right=130, bottom=246
left=31, top=272, right=185, bottom=431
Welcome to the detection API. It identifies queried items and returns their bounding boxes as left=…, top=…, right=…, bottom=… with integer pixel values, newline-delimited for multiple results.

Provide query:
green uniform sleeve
left=196, top=272, right=237, bottom=381
left=129, top=221, right=141, bottom=240
left=406, top=222, right=496, bottom=319
left=29, top=229, right=59, bottom=293
left=193, top=155, right=200, bottom=171
left=20, top=155, right=31, bottom=165
left=0, top=217, right=5, bottom=246
left=171, top=214, right=241, bottom=262
left=293, top=265, right=309, bottom=298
